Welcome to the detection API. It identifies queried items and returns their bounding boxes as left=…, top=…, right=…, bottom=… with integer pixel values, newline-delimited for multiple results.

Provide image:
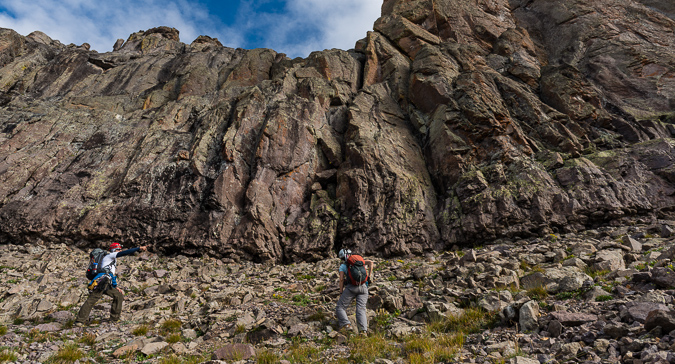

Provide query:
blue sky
left=0, top=0, right=381, bottom=58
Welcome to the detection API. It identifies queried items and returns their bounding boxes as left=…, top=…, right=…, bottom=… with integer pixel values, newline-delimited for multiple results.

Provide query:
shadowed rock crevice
left=0, top=0, right=674, bottom=262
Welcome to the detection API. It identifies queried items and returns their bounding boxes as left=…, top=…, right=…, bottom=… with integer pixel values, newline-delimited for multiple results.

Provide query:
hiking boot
left=358, top=331, right=368, bottom=337
left=73, top=321, right=85, bottom=328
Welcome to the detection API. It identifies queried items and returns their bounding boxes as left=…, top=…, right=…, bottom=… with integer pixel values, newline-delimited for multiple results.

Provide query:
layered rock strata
left=0, top=0, right=674, bottom=261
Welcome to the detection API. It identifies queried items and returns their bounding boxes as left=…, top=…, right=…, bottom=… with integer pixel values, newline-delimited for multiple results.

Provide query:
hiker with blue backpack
left=336, top=248, right=374, bottom=335
left=75, top=243, right=148, bottom=326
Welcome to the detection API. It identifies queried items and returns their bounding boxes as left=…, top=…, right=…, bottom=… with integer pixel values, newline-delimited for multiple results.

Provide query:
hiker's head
left=338, top=249, right=351, bottom=261
left=109, top=242, right=122, bottom=252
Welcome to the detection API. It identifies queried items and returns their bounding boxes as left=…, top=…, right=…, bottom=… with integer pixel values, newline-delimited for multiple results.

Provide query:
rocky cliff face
left=0, top=0, right=674, bottom=262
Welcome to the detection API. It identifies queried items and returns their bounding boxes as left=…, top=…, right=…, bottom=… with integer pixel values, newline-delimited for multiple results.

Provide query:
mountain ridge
left=0, top=0, right=674, bottom=262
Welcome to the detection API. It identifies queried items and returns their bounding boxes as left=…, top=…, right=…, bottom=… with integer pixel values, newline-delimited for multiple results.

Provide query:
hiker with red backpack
left=336, top=248, right=374, bottom=335
left=75, top=243, right=148, bottom=326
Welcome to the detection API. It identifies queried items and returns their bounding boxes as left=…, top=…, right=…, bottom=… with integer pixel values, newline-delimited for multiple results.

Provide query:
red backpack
left=346, top=254, right=368, bottom=286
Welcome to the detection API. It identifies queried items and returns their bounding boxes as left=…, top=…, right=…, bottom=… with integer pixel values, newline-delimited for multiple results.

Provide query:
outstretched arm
left=116, top=245, right=148, bottom=258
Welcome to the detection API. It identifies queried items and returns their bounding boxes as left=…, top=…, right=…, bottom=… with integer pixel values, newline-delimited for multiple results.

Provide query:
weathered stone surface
left=140, top=341, right=168, bottom=356
left=651, top=267, right=675, bottom=288
left=0, top=0, right=674, bottom=261
left=509, top=357, right=540, bottom=364
left=593, top=250, right=626, bottom=272
left=212, top=344, right=256, bottom=361
left=33, top=323, right=61, bottom=332
left=603, top=323, right=628, bottom=339
left=549, top=312, right=598, bottom=326
left=519, top=300, right=539, bottom=332
left=644, top=309, right=675, bottom=333
left=621, top=301, right=670, bottom=323
left=520, top=267, right=591, bottom=293
left=622, top=236, right=642, bottom=252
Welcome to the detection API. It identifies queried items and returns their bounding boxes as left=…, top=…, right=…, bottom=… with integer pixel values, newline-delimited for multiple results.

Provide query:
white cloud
left=0, top=0, right=381, bottom=58
left=233, top=0, right=381, bottom=57
left=0, top=0, right=241, bottom=52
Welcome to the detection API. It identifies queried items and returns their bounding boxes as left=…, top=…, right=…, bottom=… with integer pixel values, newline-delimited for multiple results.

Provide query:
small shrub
left=307, top=309, right=328, bottom=322
left=158, top=355, right=181, bottom=364
left=291, top=294, right=312, bottom=306
left=526, top=285, right=548, bottom=300
left=428, top=307, right=498, bottom=334
left=584, top=267, right=610, bottom=279
left=348, top=333, right=396, bottom=363
left=538, top=301, right=553, bottom=312
left=256, top=349, right=280, bottom=364
left=78, top=332, right=96, bottom=346
left=403, top=333, right=463, bottom=364
left=0, top=326, right=6, bottom=335
left=372, top=309, right=394, bottom=332
left=314, top=284, right=326, bottom=292
left=160, top=318, right=182, bottom=334
left=46, top=342, right=83, bottom=364
left=0, top=347, right=18, bottom=363
left=12, top=317, right=24, bottom=325
left=166, top=333, right=182, bottom=344
left=283, top=338, right=321, bottom=363
left=531, top=265, right=545, bottom=273
left=63, top=320, right=74, bottom=329
left=27, top=328, right=54, bottom=343
left=519, top=261, right=531, bottom=271
left=235, top=324, right=246, bottom=334
left=132, top=325, right=150, bottom=336
left=158, top=354, right=207, bottom=364
left=595, top=295, right=613, bottom=302
left=555, top=291, right=580, bottom=300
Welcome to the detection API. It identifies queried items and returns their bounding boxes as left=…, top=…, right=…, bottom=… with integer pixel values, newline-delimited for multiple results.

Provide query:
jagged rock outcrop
left=0, top=0, right=674, bottom=262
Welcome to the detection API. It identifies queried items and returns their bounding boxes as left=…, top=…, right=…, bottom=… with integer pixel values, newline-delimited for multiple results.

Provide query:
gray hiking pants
left=76, top=286, right=124, bottom=323
left=336, top=284, right=368, bottom=332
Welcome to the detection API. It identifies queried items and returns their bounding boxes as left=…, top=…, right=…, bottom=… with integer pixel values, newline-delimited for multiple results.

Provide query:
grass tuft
left=348, top=332, right=397, bottom=363
left=307, top=309, right=328, bottom=323
left=0, top=347, right=18, bottom=363
left=256, top=349, right=280, bottom=364
left=46, top=342, right=83, bottom=364
left=403, top=333, right=464, bottom=364
left=584, top=267, right=610, bottom=279
left=428, top=307, right=498, bottom=335
left=157, top=354, right=208, bottom=364
left=526, top=285, right=548, bottom=300
left=283, top=338, right=321, bottom=363
left=27, top=328, right=54, bottom=343
left=132, top=324, right=150, bottom=336
left=595, top=295, right=613, bottom=302
left=166, top=333, right=182, bottom=344
left=160, top=318, right=181, bottom=334
left=77, top=332, right=96, bottom=346
left=234, top=324, right=246, bottom=334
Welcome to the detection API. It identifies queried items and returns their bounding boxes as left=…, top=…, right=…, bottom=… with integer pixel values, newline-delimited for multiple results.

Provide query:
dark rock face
left=0, top=0, right=674, bottom=262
